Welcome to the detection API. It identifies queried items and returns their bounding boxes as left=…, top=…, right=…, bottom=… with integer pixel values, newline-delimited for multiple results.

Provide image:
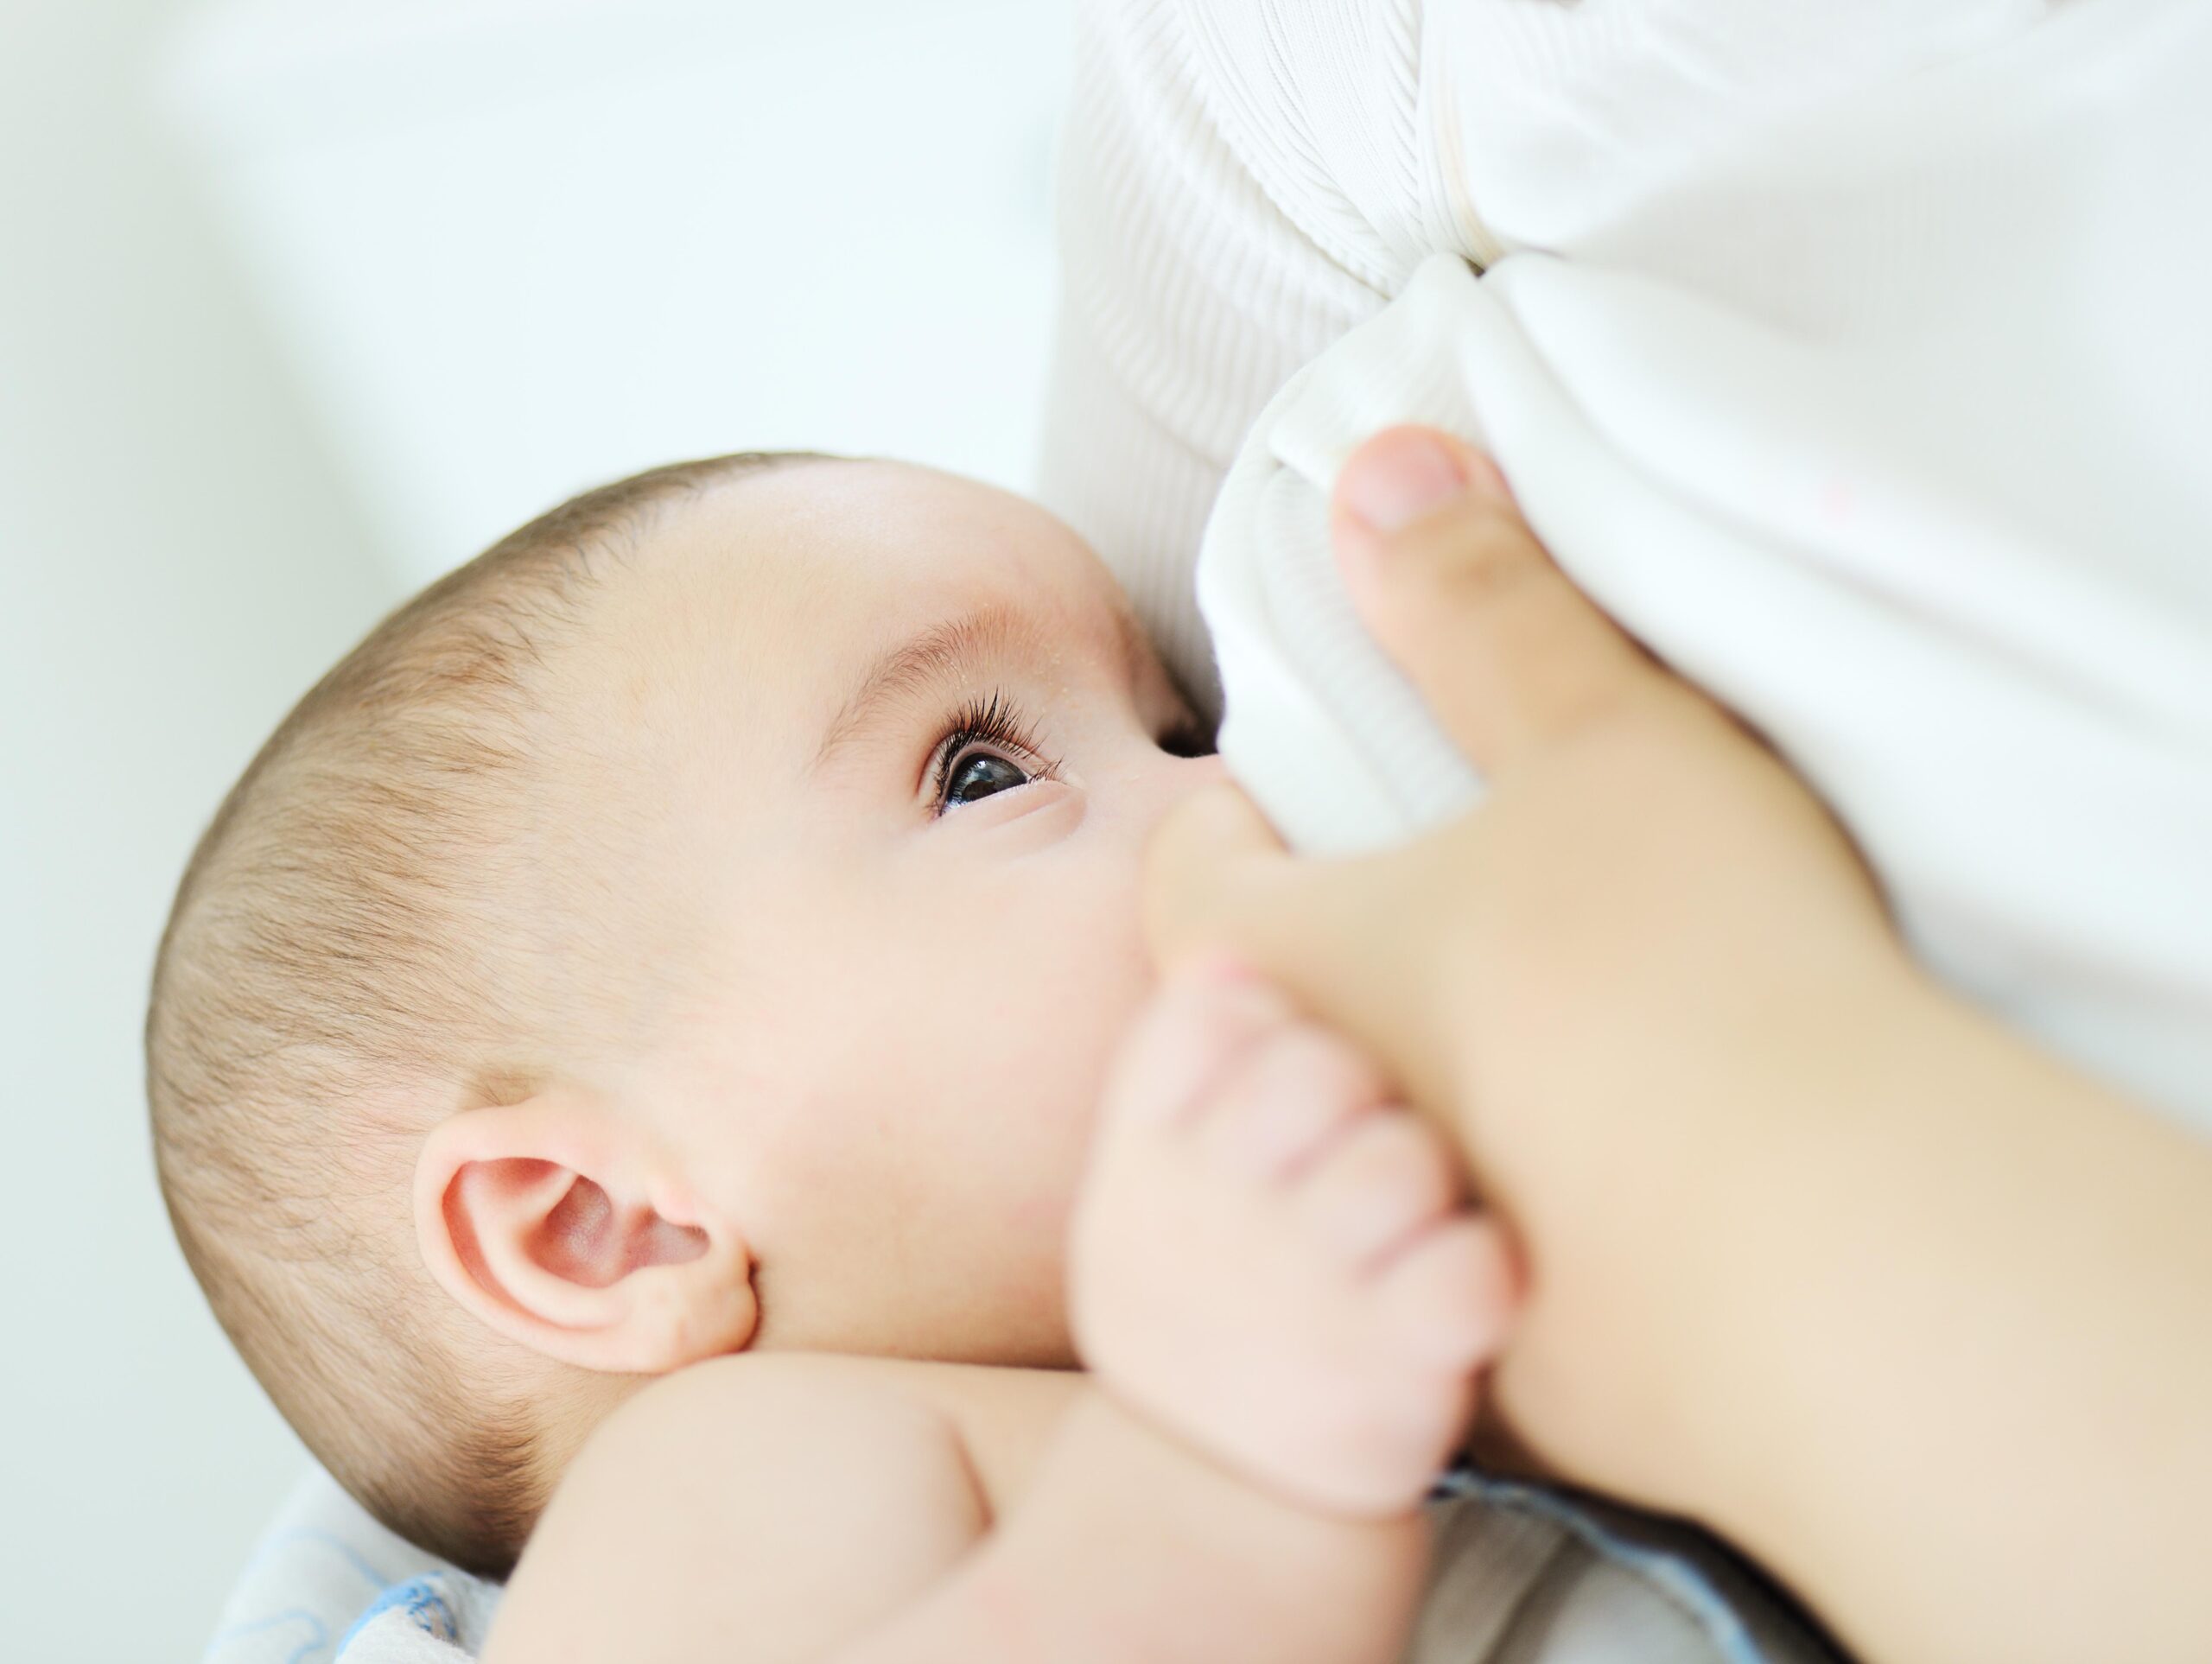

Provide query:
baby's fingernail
left=1339, top=431, right=1472, bottom=533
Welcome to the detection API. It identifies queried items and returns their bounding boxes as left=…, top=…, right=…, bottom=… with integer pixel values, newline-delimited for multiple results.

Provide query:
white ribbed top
left=1032, top=0, right=1466, bottom=711
left=1030, top=0, right=2212, bottom=1134
left=1029, top=0, right=2072, bottom=709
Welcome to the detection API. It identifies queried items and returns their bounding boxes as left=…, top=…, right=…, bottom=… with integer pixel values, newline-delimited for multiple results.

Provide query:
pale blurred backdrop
left=0, top=1, right=1072, bottom=1655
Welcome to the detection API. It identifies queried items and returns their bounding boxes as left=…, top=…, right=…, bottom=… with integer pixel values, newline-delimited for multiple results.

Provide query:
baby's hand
left=1070, top=962, right=1516, bottom=1517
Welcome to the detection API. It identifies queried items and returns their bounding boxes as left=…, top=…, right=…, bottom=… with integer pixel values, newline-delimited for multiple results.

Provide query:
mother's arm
left=1147, top=428, right=2212, bottom=1664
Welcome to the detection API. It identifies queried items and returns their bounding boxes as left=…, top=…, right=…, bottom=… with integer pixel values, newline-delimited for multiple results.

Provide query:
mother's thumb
left=1141, top=781, right=1290, bottom=969
left=1330, top=426, right=1659, bottom=777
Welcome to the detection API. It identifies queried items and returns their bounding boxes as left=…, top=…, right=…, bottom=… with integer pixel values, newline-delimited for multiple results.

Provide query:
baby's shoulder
left=577, top=1352, right=983, bottom=1503
left=491, top=1356, right=1000, bottom=1663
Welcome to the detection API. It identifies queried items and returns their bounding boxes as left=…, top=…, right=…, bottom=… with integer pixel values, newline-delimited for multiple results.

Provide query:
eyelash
left=926, top=689, right=1061, bottom=815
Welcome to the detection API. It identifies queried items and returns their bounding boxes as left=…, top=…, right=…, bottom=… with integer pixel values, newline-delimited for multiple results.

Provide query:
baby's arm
left=487, top=967, right=1512, bottom=1664
left=488, top=1350, right=1016, bottom=1664
left=488, top=1356, right=1408, bottom=1664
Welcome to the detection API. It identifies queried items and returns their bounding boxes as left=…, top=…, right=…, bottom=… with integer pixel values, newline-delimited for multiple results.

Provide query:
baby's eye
left=926, top=690, right=1058, bottom=816
left=940, top=748, right=1032, bottom=810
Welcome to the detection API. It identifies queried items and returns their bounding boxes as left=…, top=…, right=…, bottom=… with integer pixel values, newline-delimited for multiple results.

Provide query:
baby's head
left=147, top=453, right=1218, bottom=1573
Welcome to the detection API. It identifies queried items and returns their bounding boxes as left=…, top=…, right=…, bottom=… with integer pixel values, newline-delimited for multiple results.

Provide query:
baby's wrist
left=1007, top=1389, right=1430, bottom=1664
left=1069, top=1382, right=1333, bottom=1526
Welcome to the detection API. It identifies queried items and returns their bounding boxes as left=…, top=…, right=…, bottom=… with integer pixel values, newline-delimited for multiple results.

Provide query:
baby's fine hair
left=146, top=449, right=836, bottom=1575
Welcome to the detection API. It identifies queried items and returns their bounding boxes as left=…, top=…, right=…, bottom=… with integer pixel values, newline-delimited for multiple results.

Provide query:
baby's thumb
left=1329, top=427, right=1660, bottom=777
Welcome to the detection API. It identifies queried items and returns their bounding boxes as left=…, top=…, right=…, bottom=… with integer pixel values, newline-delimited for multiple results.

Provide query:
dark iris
left=944, top=751, right=1029, bottom=808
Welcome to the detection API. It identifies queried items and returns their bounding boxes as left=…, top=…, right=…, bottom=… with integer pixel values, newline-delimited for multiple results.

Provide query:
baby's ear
left=414, top=1095, right=757, bottom=1373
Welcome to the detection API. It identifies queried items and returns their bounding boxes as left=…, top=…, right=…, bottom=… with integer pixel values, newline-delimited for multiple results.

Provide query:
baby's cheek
left=983, top=843, right=1155, bottom=1148
left=1007, top=1177, right=1081, bottom=1253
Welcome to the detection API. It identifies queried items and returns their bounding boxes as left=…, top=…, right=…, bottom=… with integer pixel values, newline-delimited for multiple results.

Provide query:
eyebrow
left=811, top=601, right=1052, bottom=772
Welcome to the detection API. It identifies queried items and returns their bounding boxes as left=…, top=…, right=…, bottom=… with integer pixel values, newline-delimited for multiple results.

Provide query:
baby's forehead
left=651, top=459, right=1120, bottom=628
left=572, top=458, right=1144, bottom=750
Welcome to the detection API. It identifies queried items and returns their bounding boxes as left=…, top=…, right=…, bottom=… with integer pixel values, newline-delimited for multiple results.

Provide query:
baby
left=148, top=451, right=1780, bottom=1662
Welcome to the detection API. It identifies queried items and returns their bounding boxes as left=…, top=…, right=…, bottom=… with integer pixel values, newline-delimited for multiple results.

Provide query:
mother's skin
left=1147, top=426, right=2212, bottom=1664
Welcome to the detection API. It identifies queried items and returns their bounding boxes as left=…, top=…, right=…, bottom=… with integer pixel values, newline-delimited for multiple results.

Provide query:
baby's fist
left=1070, top=962, right=1516, bottom=1516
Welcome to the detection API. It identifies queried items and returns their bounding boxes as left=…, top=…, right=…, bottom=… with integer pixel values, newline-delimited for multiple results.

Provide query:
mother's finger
left=1331, top=427, right=1674, bottom=777
left=1143, top=782, right=1466, bottom=1117
left=1143, top=782, right=1304, bottom=973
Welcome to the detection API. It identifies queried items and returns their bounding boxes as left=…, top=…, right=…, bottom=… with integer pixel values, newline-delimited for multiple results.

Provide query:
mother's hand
left=1144, top=427, right=2212, bottom=1664
left=1146, top=426, right=1909, bottom=1500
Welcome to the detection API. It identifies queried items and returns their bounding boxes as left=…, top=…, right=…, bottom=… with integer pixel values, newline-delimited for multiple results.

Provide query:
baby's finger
left=1290, top=1110, right=1461, bottom=1271
left=1330, top=426, right=1673, bottom=779
left=1190, top=1026, right=1385, bottom=1183
left=1374, top=1213, right=1520, bottom=1372
left=1096, top=956, right=1294, bottom=1134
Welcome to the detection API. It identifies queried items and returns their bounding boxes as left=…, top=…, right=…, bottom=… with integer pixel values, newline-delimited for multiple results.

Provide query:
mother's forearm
left=1592, top=974, right=2212, bottom=1664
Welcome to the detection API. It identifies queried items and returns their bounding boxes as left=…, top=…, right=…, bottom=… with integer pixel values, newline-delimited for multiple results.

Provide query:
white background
left=0, top=1, right=1072, bottom=1655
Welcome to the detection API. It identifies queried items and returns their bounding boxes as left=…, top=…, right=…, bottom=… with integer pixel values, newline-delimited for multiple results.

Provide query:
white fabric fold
left=1200, top=0, right=2212, bottom=1133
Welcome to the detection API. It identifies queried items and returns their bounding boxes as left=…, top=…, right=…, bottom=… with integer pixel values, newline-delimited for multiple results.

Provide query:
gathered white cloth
left=1034, top=0, right=2212, bottom=1134
left=205, top=1470, right=493, bottom=1664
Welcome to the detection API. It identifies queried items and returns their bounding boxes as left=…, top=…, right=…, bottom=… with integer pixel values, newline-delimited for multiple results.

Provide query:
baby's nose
left=1184, top=752, right=1231, bottom=789
left=1128, top=745, right=1230, bottom=830
left=1158, top=753, right=1230, bottom=830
